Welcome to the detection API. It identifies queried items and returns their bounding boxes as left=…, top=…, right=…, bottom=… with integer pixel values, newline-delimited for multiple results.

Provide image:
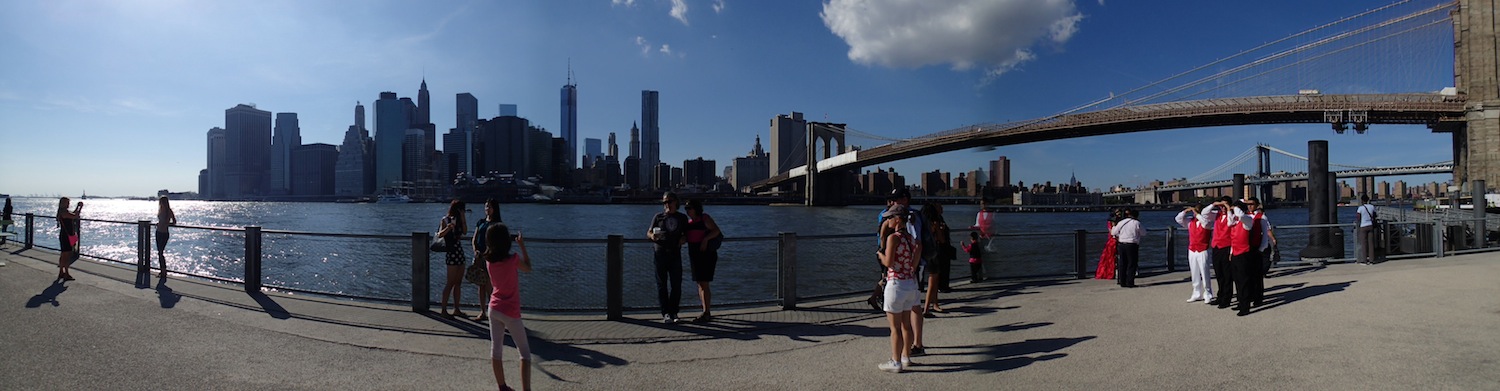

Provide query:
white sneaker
left=879, top=360, right=902, bottom=373
left=1204, top=297, right=1216, bottom=305
left=1186, top=296, right=1201, bottom=302
left=901, top=356, right=913, bottom=367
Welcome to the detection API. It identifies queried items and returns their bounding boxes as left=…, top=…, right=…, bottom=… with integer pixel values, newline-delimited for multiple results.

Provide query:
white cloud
left=670, top=0, right=689, bottom=25
left=821, top=0, right=1083, bottom=81
left=660, top=44, right=672, bottom=55
left=612, top=0, right=636, bottom=6
left=635, top=36, right=652, bottom=56
left=713, top=0, right=726, bottom=14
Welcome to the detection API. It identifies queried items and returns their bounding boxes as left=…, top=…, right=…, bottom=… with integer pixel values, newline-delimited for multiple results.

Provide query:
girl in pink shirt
left=483, top=223, right=532, bottom=391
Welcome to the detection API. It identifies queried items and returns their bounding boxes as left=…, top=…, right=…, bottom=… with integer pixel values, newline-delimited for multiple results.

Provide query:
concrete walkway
left=1, top=243, right=1497, bottom=390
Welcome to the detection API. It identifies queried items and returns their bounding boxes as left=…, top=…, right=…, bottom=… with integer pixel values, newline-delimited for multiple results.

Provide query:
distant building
left=455, top=92, right=479, bottom=177
left=402, top=129, right=427, bottom=183
left=473, top=115, right=532, bottom=177
left=374, top=91, right=408, bottom=190
left=270, top=112, right=301, bottom=196
left=989, top=156, right=1011, bottom=189
left=584, top=138, right=603, bottom=169
left=624, top=156, right=641, bottom=189
left=1013, top=191, right=1102, bottom=206
left=769, top=112, right=806, bottom=177
left=731, top=135, right=770, bottom=192
left=205, top=127, right=227, bottom=199
left=921, top=170, right=950, bottom=195
left=561, top=74, right=578, bottom=169
left=292, top=144, right=338, bottom=196
left=640, top=91, right=660, bottom=189
left=683, top=157, right=717, bottom=187
left=335, top=116, right=373, bottom=197
left=222, top=104, right=272, bottom=199
left=654, top=162, right=673, bottom=190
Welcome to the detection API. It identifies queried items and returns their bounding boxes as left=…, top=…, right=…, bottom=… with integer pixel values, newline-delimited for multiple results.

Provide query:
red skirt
left=1095, top=237, right=1117, bottom=280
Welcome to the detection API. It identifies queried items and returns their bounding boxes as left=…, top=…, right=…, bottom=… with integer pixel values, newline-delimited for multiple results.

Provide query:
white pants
left=1187, top=249, right=1214, bottom=301
left=489, top=313, right=532, bottom=361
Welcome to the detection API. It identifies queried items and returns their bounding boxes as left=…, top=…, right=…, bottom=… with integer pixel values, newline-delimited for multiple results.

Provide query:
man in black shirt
left=647, top=192, right=689, bottom=324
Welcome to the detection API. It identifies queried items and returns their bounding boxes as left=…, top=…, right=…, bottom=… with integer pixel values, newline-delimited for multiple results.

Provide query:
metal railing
left=8, top=211, right=1495, bottom=317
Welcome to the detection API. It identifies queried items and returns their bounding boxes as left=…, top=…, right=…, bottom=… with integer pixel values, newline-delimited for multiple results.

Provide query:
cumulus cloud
left=660, top=44, right=672, bottom=55
left=670, top=0, right=689, bottom=25
left=635, top=36, right=651, bottom=56
left=713, top=0, right=726, bottom=14
left=612, top=0, right=635, bottom=6
left=821, top=0, right=1083, bottom=81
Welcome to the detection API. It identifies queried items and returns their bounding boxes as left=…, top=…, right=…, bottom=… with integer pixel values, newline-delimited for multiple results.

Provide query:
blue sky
left=0, top=0, right=1458, bottom=197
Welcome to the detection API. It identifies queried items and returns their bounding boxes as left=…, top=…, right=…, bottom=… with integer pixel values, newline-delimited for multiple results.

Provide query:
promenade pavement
left=1, top=242, right=1497, bottom=390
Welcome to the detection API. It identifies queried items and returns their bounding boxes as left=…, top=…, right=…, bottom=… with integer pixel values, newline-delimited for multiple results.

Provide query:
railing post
left=1074, top=229, right=1087, bottom=279
left=1433, top=223, right=1446, bottom=258
left=1166, top=226, right=1177, bottom=273
left=137, top=220, right=151, bottom=275
left=606, top=234, right=624, bottom=321
left=24, top=213, right=33, bottom=249
left=777, top=232, right=798, bottom=310
left=411, top=231, right=430, bottom=312
left=244, top=226, right=262, bottom=292
left=1473, top=179, right=1486, bottom=248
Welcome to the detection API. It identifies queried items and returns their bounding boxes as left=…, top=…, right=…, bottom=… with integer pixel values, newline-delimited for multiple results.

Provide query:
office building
left=205, top=127, right=227, bottom=199
left=584, top=138, right=602, bottom=168
left=455, top=93, right=479, bottom=177
left=473, top=116, right=533, bottom=177
left=292, top=144, right=338, bottom=196
left=641, top=90, right=660, bottom=189
left=374, top=92, right=407, bottom=190
left=561, top=74, right=578, bottom=169
left=683, top=157, right=717, bottom=187
left=989, top=156, right=1012, bottom=189
left=731, top=135, right=770, bottom=193
left=499, top=104, right=517, bottom=117
left=270, top=112, right=301, bottom=196
left=769, top=112, right=807, bottom=176
left=223, top=104, right=272, bottom=199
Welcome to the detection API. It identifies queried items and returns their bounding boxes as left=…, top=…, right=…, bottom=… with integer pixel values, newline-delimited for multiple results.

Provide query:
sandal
left=452, top=311, right=470, bottom=318
left=473, top=315, right=489, bottom=322
left=440, top=311, right=455, bottom=319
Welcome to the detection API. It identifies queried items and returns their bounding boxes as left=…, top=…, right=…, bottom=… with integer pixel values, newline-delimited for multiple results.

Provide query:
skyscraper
left=291, top=144, right=338, bottom=196
left=628, top=122, right=642, bottom=188
left=205, top=127, right=227, bottom=199
left=270, top=112, right=301, bottom=196
left=561, top=71, right=578, bottom=169
left=417, top=79, right=431, bottom=128
left=456, top=93, right=478, bottom=176
left=374, top=92, right=407, bottom=189
left=607, top=132, right=619, bottom=159
left=499, top=104, right=518, bottom=117
left=732, top=135, right=770, bottom=193
left=584, top=138, right=602, bottom=168
left=769, top=112, right=807, bottom=176
left=641, top=90, right=660, bottom=190
left=223, top=104, right=272, bottom=198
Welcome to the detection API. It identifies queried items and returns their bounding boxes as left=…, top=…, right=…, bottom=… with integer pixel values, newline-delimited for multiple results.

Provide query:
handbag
left=465, top=260, right=489, bottom=286
left=429, top=236, right=448, bottom=252
left=866, top=278, right=885, bottom=312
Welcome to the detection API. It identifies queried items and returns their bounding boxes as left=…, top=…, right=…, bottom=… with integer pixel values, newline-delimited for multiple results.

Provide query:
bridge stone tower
left=1451, top=0, right=1500, bottom=192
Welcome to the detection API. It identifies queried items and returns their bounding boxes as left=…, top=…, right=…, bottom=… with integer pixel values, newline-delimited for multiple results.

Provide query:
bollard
left=606, top=234, right=624, bottom=321
left=137, top=220, right=151, bottom=275
left=1433, top=223, right=1445, bottom=258
left=1074, top=229, right=1087, bottom=279
left=1473, top=180, right=1486, bottom=248
left=24, top=213, right=33, bottom=249
left=244, top=226, right=262, bottom=292
left=411, top=232, right=431, bottom=312
left=1166, top=226, right=1177, bottom=273
left=777, top=232, right=798, bottom=310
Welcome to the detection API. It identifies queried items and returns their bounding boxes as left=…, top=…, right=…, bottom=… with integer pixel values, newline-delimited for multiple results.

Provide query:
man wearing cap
left=877, top=187, right=930, bottom=356
left=647, top=191, right=689, bottom=324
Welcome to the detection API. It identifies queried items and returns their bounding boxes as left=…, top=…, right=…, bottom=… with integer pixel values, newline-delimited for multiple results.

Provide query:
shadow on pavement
left=615, top=316, right=889, bottom=343
left=26, top=280, right=67, bottom=308
left=156, top=280, right=181, bottom=309
left=921, top=336, right=1096, bottom=373
left=249, top=291, right=291, bottom=319
left=981, top=322, right=1053, bottom=333
left=419, top=311, right=491, bottom=338
left=1267, top=265, right=1325, bottom=279
left=1253, top=280, right=1355, bottom=314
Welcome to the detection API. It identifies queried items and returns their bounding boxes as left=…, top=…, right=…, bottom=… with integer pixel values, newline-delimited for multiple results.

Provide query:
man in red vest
left=1175, top=204, right=1215, bottom=303
left=1206, top=196, right=1236, bottom=308
left=1228, top=198, right=1270, bottom=316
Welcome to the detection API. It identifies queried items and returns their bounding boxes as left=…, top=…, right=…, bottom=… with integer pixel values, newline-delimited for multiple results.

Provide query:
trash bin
left=1330, top=227, right=1345, bottom=259
left=1447, top=224, right=1469, bottom=251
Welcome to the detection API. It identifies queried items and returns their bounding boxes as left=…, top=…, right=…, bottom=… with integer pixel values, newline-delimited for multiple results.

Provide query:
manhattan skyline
left=0, top=0, right=1457, bottom=197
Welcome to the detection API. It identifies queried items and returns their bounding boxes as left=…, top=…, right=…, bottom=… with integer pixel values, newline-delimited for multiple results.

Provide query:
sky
left=0, top=0, right=1460, bottom=197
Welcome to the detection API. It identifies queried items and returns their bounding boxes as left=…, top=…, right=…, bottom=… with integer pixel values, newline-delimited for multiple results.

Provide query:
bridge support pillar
left=1301, top=140, right=1339, bottom=261
left=1451, top=0, right=1500, bottom=188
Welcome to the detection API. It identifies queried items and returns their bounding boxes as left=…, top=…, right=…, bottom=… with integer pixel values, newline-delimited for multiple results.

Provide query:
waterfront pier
left=2, top=244, right=1497, bottom=390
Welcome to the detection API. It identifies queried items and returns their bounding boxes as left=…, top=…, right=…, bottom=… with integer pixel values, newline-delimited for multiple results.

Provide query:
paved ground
left=1, top=242, right=1497, bottom=390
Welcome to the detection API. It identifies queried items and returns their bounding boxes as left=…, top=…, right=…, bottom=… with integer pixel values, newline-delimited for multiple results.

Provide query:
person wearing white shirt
left=1355, top=195, right=1377, bottom=265
left=1174, top=205, right=1215, bottom=302
left=1109, top=208, right=1145, bottom=288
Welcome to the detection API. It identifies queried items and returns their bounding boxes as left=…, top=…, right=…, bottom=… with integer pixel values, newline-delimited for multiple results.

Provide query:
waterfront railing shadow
left=5, top=211, right=1494, bottom=317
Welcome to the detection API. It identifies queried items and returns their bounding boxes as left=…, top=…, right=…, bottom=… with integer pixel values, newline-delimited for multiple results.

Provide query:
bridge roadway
left=1103, top=162, right=1455, bottom=197
left=2, top=245, right=1497, bottom=390
left=754, top=93, right=1466, bottom=191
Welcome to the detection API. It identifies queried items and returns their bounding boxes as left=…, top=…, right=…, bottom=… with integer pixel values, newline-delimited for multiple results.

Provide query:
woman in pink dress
left=1095, top=209, right=1119, bottom=280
